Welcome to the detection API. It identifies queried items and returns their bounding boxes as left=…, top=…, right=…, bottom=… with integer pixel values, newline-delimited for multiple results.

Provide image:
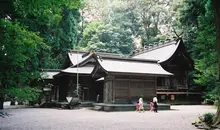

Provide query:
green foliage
left=18, top=7, right=81, bottom=69
left=0, top=19, right=47, bottom=104
left=0, top=0, right=82, bottom=109
left=193, top=0, right=217, bottom=100
left=14, top=0, right=81, bottom=17
left=82, top=0, right=180, bottom=49
left=4, top=87, right=42, bottom=102
left=1, top=1, right=81, bottom=69
left=108, top=5, right=142, bottom=38
left=179, top=0, right=206, bottom=26
left=203, top=113, right=215, bottom=124
left=204, top=99, right=214, bottom=105
left=43, top=8, right=81, bottom=68
left=178, top=0, right=218, bottom=101
left=0, top=19, right=47, bottom=83
left=79, top=21, right=134, bottom=55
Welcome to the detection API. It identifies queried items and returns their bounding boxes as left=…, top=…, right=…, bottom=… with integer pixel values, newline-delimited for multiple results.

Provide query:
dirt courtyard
left=0, top=105, right=216, bottom=130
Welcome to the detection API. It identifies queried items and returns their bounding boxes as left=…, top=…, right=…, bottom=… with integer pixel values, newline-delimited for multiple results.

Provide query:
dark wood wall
left=56, top=74, right=99, bottom=102
left=103, top=75, right=156, bottom=103
left=157, top=68, right=188, bottom=90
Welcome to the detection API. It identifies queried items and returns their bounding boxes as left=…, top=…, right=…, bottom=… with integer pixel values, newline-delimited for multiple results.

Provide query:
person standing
left=149, top=101, right=154, bottom=111
left=153, top=96, right=158, bottom=113
left=135, top=101, right=140, bottom=112
left=139, top=97, right=144, bottom=112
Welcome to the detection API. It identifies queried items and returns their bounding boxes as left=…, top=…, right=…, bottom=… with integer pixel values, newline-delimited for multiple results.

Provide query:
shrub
left=205, top=99, right=214, bottom=105
left=4, top=87, right=42, bottom=104
left=203, top=113, right=215, bottom=124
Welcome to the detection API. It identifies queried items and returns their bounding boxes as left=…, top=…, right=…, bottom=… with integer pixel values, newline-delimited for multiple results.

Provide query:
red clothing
left=136, top=103, right=140, bottom=110
left=150, top=102, right=153, bottom=109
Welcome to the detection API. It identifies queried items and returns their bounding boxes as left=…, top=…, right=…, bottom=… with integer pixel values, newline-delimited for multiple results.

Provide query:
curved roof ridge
left=99, top=55, right=158, bottom=63
left=159, top=39, right=181, bottom=63
left=132, top=39, right=181, bottom=63
left=132, top=39, right=179, bottom=56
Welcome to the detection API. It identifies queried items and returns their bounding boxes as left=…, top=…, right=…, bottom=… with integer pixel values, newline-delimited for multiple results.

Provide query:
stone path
left=0, top=105, right=216, bottom=130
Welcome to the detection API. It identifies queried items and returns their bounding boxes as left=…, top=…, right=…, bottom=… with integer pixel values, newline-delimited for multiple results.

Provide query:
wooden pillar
left=154, top=77, right=157, bottom=96
left=185, top=71, right=188, bottom=89
left=112, top=80, right=115, bottom=103
left=57, top=86, right=59, bottom=101
left=128, top=80, right=131, bottom=99
left=51, top=86, right=55, bottom=101
left=103, top=75, right=114, bottom=103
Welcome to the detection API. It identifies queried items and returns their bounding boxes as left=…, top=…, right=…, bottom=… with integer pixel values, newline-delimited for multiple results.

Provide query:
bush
left=214, top=100, right=218, bottom=107
left=203, top=113, right=215, bottom=124
left=5, top=87, right=42, bottom=104
left=205, top=99, right=214, bottom=105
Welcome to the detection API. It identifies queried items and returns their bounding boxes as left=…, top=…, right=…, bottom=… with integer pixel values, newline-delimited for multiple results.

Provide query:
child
left=136, top=101, right=140, bottom=111
left=149, top=101, right=153, bottom=111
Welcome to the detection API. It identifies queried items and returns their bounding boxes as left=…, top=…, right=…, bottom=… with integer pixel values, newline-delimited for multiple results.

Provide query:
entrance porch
left=54, top=73, right=103, bottom=103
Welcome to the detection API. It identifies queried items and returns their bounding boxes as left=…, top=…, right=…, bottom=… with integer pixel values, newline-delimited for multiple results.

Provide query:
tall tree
left=79, top=21, right=134, bottom=55
left=178, top=0, right=219, bottom=98
left=0, top=0, right=81, bottom=109
left=211, top=0, right=220, bottom=126
left=41, top=8, right=81, bottom=69
left=0, top=19, right=47, bottom=109
left=82, top=0, right=180, bottom=49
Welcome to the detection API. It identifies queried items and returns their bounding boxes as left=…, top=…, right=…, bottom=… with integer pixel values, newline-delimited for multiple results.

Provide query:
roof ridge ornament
left=172, top=25, right=183, bottom=39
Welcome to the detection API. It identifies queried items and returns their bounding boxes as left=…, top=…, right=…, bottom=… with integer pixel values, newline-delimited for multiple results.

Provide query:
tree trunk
left=212, top=0, right=220, bottom=126
left=213, top=97, right=220, bottom=125
left=0, top=96, right=4, bottom=109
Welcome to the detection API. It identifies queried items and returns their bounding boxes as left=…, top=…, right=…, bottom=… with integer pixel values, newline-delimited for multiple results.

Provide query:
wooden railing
left=175, top=85, right=188, bottom=89
left=157, top=85, right=188, bottom=90
left=156, top=86, right=169, bottom=90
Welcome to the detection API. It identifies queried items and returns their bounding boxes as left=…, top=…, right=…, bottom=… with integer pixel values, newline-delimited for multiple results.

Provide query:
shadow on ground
left=0, top=111, right=11, bottom=118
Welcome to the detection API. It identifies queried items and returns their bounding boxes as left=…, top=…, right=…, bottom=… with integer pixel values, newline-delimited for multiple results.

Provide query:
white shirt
left=153, top=97, right=158, bottom=103
left=139, top=98, right=143, bottom=104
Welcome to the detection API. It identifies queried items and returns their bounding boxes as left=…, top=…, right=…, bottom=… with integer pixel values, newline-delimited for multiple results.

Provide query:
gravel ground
left=0, top=105, right=216, bottom=130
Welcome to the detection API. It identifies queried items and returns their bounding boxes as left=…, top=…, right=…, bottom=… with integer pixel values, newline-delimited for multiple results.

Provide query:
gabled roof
left=68, top=50, right=122, bottom=66
left=132, top=39, right=181, bottom=63
left=63, top=48, right=174, bottom=76
left=61, top=64, right=94, bottom=74
left=67, top=53, right=173, bottom=76
left=97, top=57, right=173, bottom=76
left=41, top=69, right=60, bottom=79
left=50, top=38, right=194, bottom=77
left=68, top=50, right=85, bottom=66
